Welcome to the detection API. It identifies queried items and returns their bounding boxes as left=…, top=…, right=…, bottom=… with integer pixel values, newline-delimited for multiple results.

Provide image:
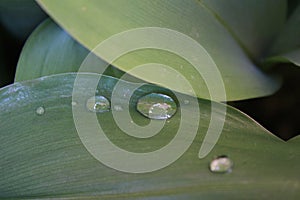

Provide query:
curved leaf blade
left=15, top=19, right=100, bottom=81
left=201, top=0, right=287, bottom=60
left=267, top=3, right=300, bottom=66
left=0, top=73, right=299, bottom=199
left=269, top=3, right=300, bottom=55
left=282, top=48, right=300, bottom=66
left=15, top=19, right=134, bottom=82
left=37, top=0, right=280, bottom=101
left=264, top=48, right=300, bottom=67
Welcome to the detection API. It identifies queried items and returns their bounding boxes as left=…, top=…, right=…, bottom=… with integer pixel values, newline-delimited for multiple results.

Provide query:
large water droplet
left=209, top=155, right=233, bottom=173
left=86, top=96, right=110, bottom=113
left=137, top=93, right=177, bottom=120
left=36, top=106, right=45, bottom=116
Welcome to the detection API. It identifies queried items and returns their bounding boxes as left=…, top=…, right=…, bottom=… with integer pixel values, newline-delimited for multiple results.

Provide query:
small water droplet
left=86, top=96, right=110, bottom=113
left=36, top=106, right=45, bottom=116
left=137, top=93, right=177, bottom=120
left=183, top=100, right=190, bottom=105
left=123, top=89, right=131, bottom=98
left=71, top=101, right=78, bottom=106
left=113, top=105, right=123, bottom=111
left=209, top=155, right=233, bottom=173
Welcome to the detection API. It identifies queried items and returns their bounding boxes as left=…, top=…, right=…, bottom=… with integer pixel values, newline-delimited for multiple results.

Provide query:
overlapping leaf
left=37, top=0, right=282, bottom=101
left=266, top=3, right=300, bottom=66
left=15, top=19, right=130, bottom=82
left=201, top=0, right=286, bottom=60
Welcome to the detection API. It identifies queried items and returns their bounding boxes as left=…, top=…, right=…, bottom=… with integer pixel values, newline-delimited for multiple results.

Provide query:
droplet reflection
left=209, top=155, right=233, bottom=173
left=86, top=95, right=110, bottom=113
left=36, top=106, right=45, bottom=116
left=137, top=93, right=177, bottom=120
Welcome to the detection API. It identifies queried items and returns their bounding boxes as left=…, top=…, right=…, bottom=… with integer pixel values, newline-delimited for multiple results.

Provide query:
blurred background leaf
left=201, top=0, right=287, bottom=60
left=266, top=3, right=300, bottom=66
left=15, top=18, right=91, bottom=81
left=230, top=0, right=300, bottom=140
left=15, top=19, right=128, bottom=82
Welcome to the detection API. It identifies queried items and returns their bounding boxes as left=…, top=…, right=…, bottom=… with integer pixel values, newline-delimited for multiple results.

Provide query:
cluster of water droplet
left=35, top=92, right=178, bottom=120
left=83, top=93, right=178, bottom=120
left=35, top=92, right=234, bottom=174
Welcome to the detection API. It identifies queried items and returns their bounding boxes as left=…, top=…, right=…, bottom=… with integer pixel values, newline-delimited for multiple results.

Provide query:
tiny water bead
left=113, top=105, right=124, bottom=111
left=86, top=95, right=110, bottom=113
left=137, top=93, right=177, bottom=120
left=209, top=155, right=233, bottom=173
left=36, top=106, right=45, bottom=116
left=183, top=99, right=190, bottom=105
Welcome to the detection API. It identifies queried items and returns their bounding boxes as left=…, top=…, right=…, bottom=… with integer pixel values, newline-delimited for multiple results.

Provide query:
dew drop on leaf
left=183, top=99, right=190, bottom=105
left=209, top=155, right=233, bottom=173
left=113, top=105, right=123, bottom=111
left=36, top=106, right=45, bottom=116
left=86, top=96, right=110, bottom=113
left=137, top=93, right=177, bottom=120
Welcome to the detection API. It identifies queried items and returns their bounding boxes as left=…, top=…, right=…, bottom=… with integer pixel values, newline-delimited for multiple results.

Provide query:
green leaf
left=15, top=18, right=91, bottom=82
left=15, top=19, right=133, bottom=82
left=267, top=3, right=300, bottom=66
left=37, top=0, right=280, bottom=101
left=264, top=48, right=300, bottom=67
left=281, top=48, right=300, bottom=66
left=1, top=73, right=299, bottom=199
left=201, top=0, right=287, bottom=60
